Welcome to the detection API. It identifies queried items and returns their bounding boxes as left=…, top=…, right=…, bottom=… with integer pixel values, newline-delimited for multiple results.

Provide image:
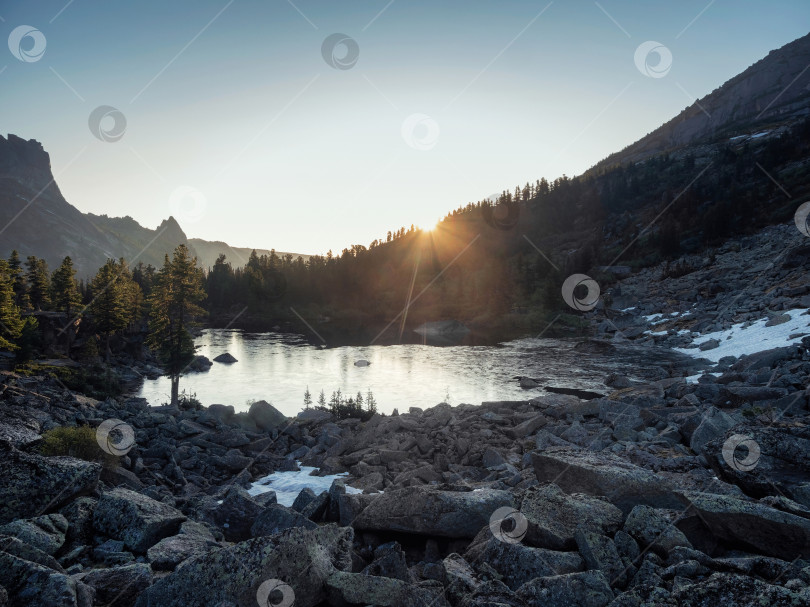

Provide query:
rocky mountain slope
left=595, top=32, right=810, bottom=170
left=0, top=134, right=306, bottom=276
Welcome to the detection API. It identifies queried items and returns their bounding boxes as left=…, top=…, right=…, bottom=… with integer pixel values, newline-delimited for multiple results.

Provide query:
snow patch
left=249, top=464, right=363, bottom=506
left=675, top=308, right=810, bottom=364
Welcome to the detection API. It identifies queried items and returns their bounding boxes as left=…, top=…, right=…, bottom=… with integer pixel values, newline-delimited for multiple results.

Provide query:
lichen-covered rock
left=79, top=563, right=152, bottom=606
left=465, top=526, right=583, bottom=590
left=0, top=550, right=79, bottom=607
left=575, top=529, right=628, bottom=588
left=531, top=448, right=686, bottom=514
left=134, top=525, right=353, bottom=607
left=92, top=488, right=186, bottom=553
left=672, top=572, right=805, bottom=606
left=519, top=483, right=623, bottom=549
left=361, top=542, right=410, bottom=582
left=59, top=497, right=97, bottom=546
left=250, top=504, right=316, bottom=537
left=516, top=570, right=614, bottom=607
left=682, top=492, right=810, bottom=560
left=248, top=400, right=287, bottom=431
left=0, top=441, right=100, bottom=525
left=146, top=533, right=219, bottom=571
left=197, top=487, right=264, bottom=542
left=324, top=571, right=448, bottom=607
left=0, top=513, right=68, bottom=555
left=0, top=534, right=64, bottom=573
left=623, top=505, right=692, bottom=556
left=351, top=486, right=514, bottom=538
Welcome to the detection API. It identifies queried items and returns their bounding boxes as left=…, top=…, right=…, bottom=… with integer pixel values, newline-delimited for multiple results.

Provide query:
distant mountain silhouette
left=0, top=134, right=306, bottom=276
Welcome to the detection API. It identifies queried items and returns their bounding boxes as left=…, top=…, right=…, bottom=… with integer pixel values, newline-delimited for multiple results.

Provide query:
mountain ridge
left=0, top=135, right=308, bottom=276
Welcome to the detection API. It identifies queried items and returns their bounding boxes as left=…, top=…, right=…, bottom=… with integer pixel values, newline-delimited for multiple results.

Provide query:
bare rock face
left=92, top=488, right=186, bottom=553
left=530, top=448, right=686, bottom=514
left=0, top=441, right=100, bottom=525
left=518, top=483, right=623, bottom=550
left=0, top=514, right=68, bottom=556
left=351, top=486, right=515, bottom=539
left=134, top=525, right=354, bottom=607
left=680, top=492, right=810, bottom=561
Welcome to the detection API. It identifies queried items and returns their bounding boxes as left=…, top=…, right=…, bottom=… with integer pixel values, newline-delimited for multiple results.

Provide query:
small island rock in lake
left=213, top=353, right=238, bottom=364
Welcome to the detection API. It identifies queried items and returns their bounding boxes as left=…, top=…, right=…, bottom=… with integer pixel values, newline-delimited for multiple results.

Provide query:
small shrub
left=40, top=425, right=119, bottom=469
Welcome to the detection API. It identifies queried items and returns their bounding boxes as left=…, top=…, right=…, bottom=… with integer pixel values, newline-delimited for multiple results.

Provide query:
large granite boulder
left=0, top=514, right=68, bottom=555
left=681, top=492, right=810, bottom=560
left=325, top=571, right=448, bottom=607
left=93, top=488, right=186, bottom=553
left=135, top=525, right=353, bottom=607
left=79, top=563, right=152, bottom=606
left=351, top=486, right=515, bottom=539
left=248, top=400, right=287, bottom=432
left=531, top=448, right=686, bottom=514
left=516, top=570, right=614, bottom=607
left=519, top=483, right=623, bottom=549
left=251, top=504, right=316, bottom=537
left=0, top=441, right=100, bottom=525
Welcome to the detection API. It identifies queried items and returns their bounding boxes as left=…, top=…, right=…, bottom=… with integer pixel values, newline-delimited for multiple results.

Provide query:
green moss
left=40, top=425, right=119, bottom=469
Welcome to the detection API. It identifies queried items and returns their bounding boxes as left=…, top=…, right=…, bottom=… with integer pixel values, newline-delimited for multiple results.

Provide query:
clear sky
left=2, top=1, right=809, bottom=255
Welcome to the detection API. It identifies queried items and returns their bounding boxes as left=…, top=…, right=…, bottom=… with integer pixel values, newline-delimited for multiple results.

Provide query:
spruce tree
left=0, top=260, right=24, bottom=350
left=90, top=259, right=130, bottom=362
left=25, top=256, right=50, bottom=310
left=147, top=245, right=206, bottom=406
left=8, top=250, right=29, bottom=309
left=304, top=386, right=312, bottom=409
left=51, top=256, right=82, bottom=355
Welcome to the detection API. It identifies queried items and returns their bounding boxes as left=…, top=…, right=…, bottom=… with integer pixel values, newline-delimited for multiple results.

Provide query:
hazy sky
left=3, top=1, right=809, bottom=255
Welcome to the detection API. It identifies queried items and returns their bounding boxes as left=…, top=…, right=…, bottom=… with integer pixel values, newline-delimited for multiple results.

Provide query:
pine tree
left=355, top=391, right=363, bottom=408
left=90, top=259, right=131, bottom=362
left=147, top=245, right=206, bottom=406
left=366, top=389, right=377, bottom=414
left=304, top=386, right=312, bottom=409
left=0, top=260, right=24, bottom=350
left=25, top=256, right=50, bottom=310
left=8, top=250, right=29, bottom=310
left=318, top=389, right=326, bottom=408
left=50, top=256, right=82, bottom=355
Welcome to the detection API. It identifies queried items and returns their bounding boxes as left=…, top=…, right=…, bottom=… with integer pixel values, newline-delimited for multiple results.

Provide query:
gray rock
left=80, top=563, right=152, bottom=606
left=672, top=572, right=804, bottom=606
left=213, top=352, right=237, bottom=363
left=291, top=487, right=316, bottom=512
left=134, top=525, right=353, bottom=607
left=698, top=338, right=720, bottom=351
left=351, top=487, right=515, bottom=539
left=251, top=504, right=317, bottom=537
left=516, top=570, right=614, bottom=607
left=248, top=400, right=287, bottom=432
left=682, top=492, right=810, bottom=560
left=623, top=505, right=692, bottom=556
left=147, top=533, right=219, bottom=571
left=361, top=541, right=410, bottom=582
left=465, top=527, right=583, bottom=590
left=687, top=406, right=737, bottom=455
left=93, top=488, right=186, bottom=553
left=325, top=570, right=448, bottom=607
left=198, top=487, right=265, bottom=542
left=519, top=483, right=623, bottom=550
left=575, top=529, right=628, bottom=588
left=531, top=448, right=686, bottom=514
left=0, top=514, right=68, bottom=555
left=0, top=550, right=78, bottom=607
left=0, top=442, right=100, bottom=525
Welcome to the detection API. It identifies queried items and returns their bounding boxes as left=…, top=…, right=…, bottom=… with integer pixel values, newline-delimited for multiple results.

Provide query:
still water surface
left=137, top=329, right=685, bottom=417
